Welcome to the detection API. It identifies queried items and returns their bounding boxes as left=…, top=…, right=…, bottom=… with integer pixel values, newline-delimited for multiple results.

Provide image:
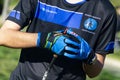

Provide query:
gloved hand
left=37, top=30, right=79, bottom=55
left=63, top=29, right=96, bottom=65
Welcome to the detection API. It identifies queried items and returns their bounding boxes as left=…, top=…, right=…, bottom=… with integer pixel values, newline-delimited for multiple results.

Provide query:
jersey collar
left=64, top=0, right=87, bottom=4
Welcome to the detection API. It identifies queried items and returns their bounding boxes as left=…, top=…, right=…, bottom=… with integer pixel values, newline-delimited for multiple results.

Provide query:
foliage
left=10, top=0, right=19, bottom=8
left=108, top=49, right=120, bottom=60
left=117, top=32, right=120, bottom=38
left=0, top=0, right=3, bottom=4
left=110, top=0, right=120, bottom=7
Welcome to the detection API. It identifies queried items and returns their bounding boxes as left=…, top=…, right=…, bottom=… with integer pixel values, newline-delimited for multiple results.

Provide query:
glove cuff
left=84, top=50, right=97, bottom=65
left=36, top=32, right=48, bottom=47
left=36, top=32, right=41, bottom=47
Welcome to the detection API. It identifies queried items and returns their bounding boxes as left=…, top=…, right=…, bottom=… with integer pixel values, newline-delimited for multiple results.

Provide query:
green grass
left=108, top=49, right=120, bottom=61
left=110, top=0, right=120, bottom=7
left=9, top=0, right=19, bottom=9
left=0, top=46, right=20, bottom=80
left=0, top=46, right=120, bottom=80
left=116, top=32, right=120, bottom=38
left=87, top=70, right=120, bottom=80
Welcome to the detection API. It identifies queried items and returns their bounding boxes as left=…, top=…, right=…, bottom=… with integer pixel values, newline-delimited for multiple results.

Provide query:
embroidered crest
left=84, top=18, right=97, bottom=31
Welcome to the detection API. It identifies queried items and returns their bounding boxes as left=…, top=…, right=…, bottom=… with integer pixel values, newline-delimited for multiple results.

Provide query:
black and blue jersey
left=7, top=0, right=117, bottom=80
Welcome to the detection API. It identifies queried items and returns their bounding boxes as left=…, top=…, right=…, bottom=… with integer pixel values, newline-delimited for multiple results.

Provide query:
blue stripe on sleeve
left=105, top=42, right=114, bottom=51
left=9, top=10, right=20, bottom=20
left=9, top=10, right=16, bottom=18
left=16, top=11, right=20, bottom=20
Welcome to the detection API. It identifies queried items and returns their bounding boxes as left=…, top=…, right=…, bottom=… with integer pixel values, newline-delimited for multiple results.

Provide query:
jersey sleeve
left=6, top=0, right=37, bottom=29
left=95, top=11, right=117, bottom=54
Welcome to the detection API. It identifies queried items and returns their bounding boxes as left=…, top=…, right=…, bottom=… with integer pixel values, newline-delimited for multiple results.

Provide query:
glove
left=63, top=29, right=96, bottom=65
left=36, top=30, right=79, bottom=55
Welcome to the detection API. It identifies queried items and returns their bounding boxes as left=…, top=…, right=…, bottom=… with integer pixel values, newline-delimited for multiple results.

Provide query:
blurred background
left=0, top=0, right=120, bottom=80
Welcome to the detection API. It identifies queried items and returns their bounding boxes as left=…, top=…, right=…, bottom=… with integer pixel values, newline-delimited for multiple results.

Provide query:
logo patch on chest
left=84, top=18, right=98, bottom=31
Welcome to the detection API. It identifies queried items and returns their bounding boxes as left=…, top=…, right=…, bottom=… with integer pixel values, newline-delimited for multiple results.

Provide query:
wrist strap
left=36, top=32, right=41, bottom=47
left=36, top=32, right=48, bottom=47
left=84, top=50, right=96, bottom=65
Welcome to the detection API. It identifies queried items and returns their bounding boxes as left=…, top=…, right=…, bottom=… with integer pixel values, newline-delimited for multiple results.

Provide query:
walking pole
left=42, top=29, right=67, bottom=80
left=42, top=54, right=58, bottom=80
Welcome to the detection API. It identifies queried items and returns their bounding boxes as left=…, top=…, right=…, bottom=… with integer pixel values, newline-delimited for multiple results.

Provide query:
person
left=0, top=0, right=117, bottom=80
